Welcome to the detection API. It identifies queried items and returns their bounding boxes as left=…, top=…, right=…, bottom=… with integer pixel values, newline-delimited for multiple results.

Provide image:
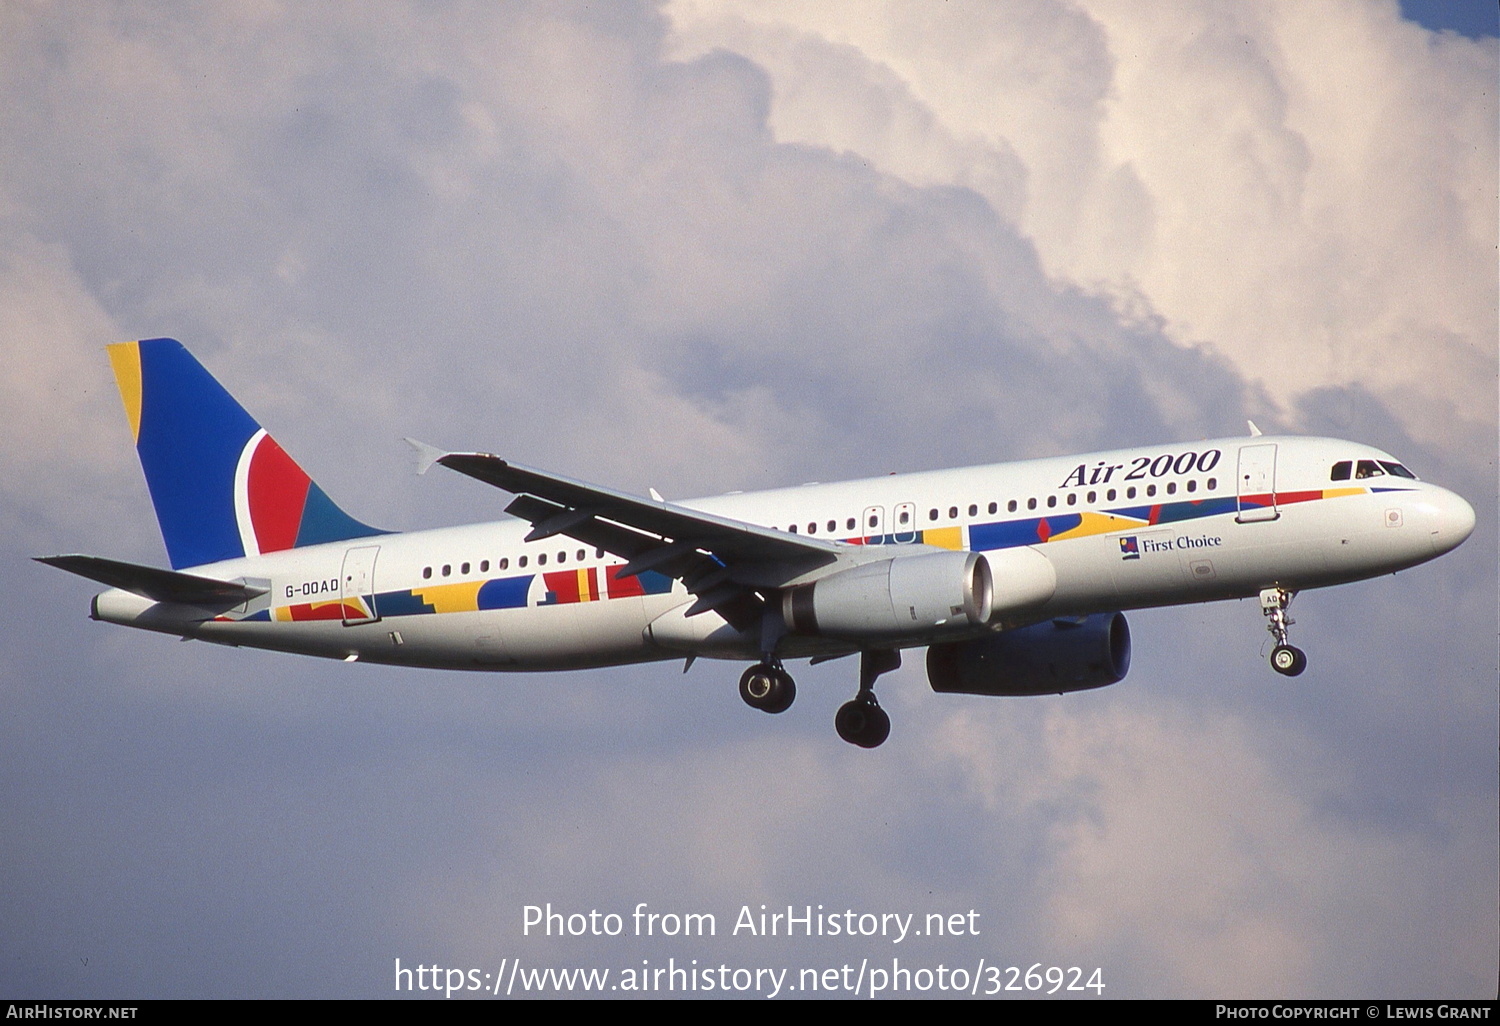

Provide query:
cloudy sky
left=2, top=0, right=1494, bottom=1000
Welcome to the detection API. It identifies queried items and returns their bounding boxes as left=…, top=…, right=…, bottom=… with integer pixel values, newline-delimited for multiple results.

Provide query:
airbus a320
left=40, top=339, right=1476, bottom=747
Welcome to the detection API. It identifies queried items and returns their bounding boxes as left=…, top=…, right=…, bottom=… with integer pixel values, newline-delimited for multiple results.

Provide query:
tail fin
left=108, top=338, right=386, bottom=569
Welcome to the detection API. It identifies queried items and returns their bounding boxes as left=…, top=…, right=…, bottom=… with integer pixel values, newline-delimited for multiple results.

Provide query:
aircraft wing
left=424, top=448, right=843, bottom=627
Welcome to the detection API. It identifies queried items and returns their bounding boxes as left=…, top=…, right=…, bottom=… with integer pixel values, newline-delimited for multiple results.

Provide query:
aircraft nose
left=1424, top=487, right=1476, bottom=556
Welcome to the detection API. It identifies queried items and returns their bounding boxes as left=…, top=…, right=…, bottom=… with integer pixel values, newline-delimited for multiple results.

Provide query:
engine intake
left=927, top=612, right=1131, bottom=696
left=783, top=551, right=992, bottom=641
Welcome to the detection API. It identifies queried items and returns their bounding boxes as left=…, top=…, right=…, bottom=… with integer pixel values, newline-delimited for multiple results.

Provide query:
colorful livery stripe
left=280, top=568, right=682, bottom=623
left=273, top=599, right=369, bottom=622
left=969, top=488, right=1373, bottom=552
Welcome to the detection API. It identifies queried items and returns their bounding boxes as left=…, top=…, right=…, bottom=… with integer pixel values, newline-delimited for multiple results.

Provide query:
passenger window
left=1186, top=480, right=1197, bottom=493
left=988, top=502, right=997, bottom=515
left=422, top=567, right=432, bottom=579
left=868, top=515, right=878, bottom=528
left=1008, top=500, right=1017, bottom=513
left=578, top=549, right=586, bottom=561
left=968, top=504, right=977, bottom=517
left=1066, top=493, right=1077, bottom=506
left=1087, top=491, right=1096, bottom=503
left=1330, top=460, right=1352, bottom=481
left=461, top=562, right=470, bottom=574
left=1207, top=478, right=1217, bottom=490
left=1106, top=489, right=1117, bottom=501
left=827, top=520, right=836, bottom=532
left=1027, top=498, right=1037, bottom=511
left=1166, top=482, right=1176, bottom=495
left=898, top=511, right=909, bottom=525
left=1127, top=487, right=1137, bottom=499
left=557, top=551, right=566, bottom=563
left=1046, top=496, right=1057, bottom=508
left=1146, top=484, right=1156, bottom=497
left=519, top=556, right=527, bottom=568
left=480, top=560, right=489, bottom=573
left=499, top=558, right=509, bottom=570
left=789, top=524, right=797, bottom=533
left=948, top=506, right=958, bottom=519
left=929, top=509, right=938, bottom=522
left=442, top=564, right=451, bottom=577
left=539, top=553, right=547, bottom=565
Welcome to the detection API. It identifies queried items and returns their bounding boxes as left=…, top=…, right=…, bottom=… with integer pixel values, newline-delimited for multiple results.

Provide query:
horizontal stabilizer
left=36, top=554, right=268, bottom=606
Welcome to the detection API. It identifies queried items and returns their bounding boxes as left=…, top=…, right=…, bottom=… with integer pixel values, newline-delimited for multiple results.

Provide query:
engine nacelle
left=926, top=612, right=1131, bottom=696
left=783, top=551, right=993, bottom=641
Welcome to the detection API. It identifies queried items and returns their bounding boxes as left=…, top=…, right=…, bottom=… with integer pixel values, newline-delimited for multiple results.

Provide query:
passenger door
left=1236, top=444, right=1279, bottom=523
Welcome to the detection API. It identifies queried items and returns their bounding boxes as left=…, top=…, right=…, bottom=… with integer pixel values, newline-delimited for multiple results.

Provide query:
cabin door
left=340, top=545, right=381, bottom=625
left=1235, top=444, right=1279, bottom=523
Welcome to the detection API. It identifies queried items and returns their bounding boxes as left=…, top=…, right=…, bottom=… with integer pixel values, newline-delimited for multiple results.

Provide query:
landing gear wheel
left=1270, top=644, right=1307, bottom=677
left=1259, top=587, right=1307, bottom=677
left=835, top=698, right=891, bottom=748
left=739, top=663, right=796, bottom=713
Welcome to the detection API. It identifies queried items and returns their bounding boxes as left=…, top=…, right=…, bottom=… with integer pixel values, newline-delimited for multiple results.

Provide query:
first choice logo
left=1120, top=535, right=1222, bottom=559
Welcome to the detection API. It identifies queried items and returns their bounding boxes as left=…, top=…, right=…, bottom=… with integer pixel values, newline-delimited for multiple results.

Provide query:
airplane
left=39, top=338, right=1476, bottom=748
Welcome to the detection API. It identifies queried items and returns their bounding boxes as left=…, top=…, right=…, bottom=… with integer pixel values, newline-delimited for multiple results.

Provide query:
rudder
left=109, top=338, right=386, bottom=569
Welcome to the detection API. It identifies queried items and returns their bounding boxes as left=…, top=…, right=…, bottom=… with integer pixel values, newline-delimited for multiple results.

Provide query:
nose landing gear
left=1260, top=586, right=1307, bottom=676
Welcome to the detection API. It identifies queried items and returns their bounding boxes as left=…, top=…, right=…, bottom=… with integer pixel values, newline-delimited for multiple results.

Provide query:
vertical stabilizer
left=109, top=338, right=386, bottom=569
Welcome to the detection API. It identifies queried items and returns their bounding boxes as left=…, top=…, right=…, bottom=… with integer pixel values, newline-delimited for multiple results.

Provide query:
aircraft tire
left=767, top=669, right=796, bottom=713
left=740, top=664, right=795, bottom=713
left=1270, top=644, right=1307, bottom=677
left=835, top=699, right=891, bottom=748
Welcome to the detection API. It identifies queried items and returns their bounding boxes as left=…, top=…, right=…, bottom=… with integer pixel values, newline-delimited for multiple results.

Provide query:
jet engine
left=782, top=550, right=992, bottom=641
left=926, top=612, right=1131, bottom=696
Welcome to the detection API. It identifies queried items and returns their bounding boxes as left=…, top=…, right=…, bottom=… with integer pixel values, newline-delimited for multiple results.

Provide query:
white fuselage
left=92, top=435, right=1475, bottom=671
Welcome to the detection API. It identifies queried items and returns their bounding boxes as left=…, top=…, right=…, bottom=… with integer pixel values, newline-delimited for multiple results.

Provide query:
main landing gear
left=736, top=648, right=899, bottom=748
left=834, top=649, right=899, bottom=749
left=1260, top=586, right=1307, bottom=677
left=739, top=662, right=796, bottom=714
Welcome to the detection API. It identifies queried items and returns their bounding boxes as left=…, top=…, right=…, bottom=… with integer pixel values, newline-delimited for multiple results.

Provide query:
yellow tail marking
left=106, top=342, right=143, bottom=443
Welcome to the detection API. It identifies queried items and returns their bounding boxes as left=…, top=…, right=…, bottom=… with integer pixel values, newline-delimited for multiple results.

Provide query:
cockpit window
left=1330, top=461, right=1352, bottom=481
left=1379, top=460, right=1417, bottom=480
left=1355, top=460, right=1385, bottom=479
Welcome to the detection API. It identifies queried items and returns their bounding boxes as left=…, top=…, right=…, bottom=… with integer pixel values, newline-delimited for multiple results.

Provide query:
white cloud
left=663, top=0, right=1499, bottom=453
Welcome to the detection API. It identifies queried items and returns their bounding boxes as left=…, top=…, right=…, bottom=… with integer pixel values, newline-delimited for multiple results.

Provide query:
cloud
left=0, top=1, right=1492, bottom=999
left=663, top=0, right=1499, bottom=454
